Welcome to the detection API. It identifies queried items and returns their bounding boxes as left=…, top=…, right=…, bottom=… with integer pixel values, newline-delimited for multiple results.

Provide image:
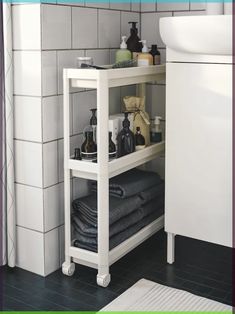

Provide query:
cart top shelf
left=64, top=64, right=166, bottom=89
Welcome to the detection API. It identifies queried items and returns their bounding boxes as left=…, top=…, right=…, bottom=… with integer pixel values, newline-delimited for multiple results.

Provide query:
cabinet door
left=165, top=62, right=232, bottom=247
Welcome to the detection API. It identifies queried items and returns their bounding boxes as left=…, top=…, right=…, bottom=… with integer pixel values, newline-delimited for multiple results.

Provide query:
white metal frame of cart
left=62, top=65, right=166, bottom=287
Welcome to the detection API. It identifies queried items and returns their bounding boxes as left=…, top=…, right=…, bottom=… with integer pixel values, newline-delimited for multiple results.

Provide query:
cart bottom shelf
left=69, top=215, right=164, bottom=270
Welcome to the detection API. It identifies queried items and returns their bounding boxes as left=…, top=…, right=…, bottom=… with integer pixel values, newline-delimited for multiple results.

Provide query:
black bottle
left=74, top=148, right=81, bottom=160
left=126, top=22, right=143, bottom=59
left=135, top=127, right=145, bottom=149
left=117, top=112, right=135, bottom=158
left=81, top=131, right=97, bottom=161
left=90, top=108, right=97, bottom=143
left=149, top=45, right=161, bottom=65
left=109, top=132, right=116, bottom=160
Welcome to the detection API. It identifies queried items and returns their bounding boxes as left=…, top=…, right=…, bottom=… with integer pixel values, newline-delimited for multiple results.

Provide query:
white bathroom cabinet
left=165, top=60, right=232, bottom=263
left=62, top=65, right=166, bottom=286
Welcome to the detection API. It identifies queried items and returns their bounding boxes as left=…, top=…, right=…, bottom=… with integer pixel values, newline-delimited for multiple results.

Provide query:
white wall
left=13, top=1, right=140, bottom=276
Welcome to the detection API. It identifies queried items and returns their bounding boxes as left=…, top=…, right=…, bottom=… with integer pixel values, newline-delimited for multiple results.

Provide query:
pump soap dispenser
left=137, top=40, right=153, bottom=67
left=126, top=22, right=143, bottom=59
left=116, top=36, right=132, bottom=63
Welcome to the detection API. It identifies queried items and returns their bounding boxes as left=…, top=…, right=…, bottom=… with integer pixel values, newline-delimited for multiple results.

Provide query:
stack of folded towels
left=72, top=168, right=164, bottom=252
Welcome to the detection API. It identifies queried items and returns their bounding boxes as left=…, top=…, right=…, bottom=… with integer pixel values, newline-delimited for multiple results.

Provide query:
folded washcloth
left=73, top=207, right=164, bottom=252
left=72, top=192, right=142, bottom=226
left=91, top=168, right=162, bottom=199
left=72, top=196, right=164, bottom=239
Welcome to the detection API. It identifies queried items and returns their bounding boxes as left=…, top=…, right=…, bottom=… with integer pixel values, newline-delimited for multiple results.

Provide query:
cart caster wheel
left=62, top=262, right=75, bottom=276
left=97, top=274, right=111, bottom=287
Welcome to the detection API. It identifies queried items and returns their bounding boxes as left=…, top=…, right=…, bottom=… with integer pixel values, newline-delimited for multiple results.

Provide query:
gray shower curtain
left=0, top=1, right=16, bottom=268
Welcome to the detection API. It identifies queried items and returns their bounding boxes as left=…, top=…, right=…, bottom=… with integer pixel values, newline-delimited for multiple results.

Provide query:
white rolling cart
left=62, top=65, right=166, bottom=287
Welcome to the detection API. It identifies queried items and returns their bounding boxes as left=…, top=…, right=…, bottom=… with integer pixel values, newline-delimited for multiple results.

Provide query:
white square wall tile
left=16, top=184, right=44, bottom=232
left=42, top=5, right=72, bottom=49
left=16, top=226, right=45, bottom=276
left=173, top=10, right=205, bottom=16
left=85, top=49, right=110, bottom=66
left=157, top=2, right=189, bottom=11
left=190, top=1, right=206, bottom=10
left=43, top=141, right=58, bottom=188
left=141, top=12, right=172, bottom=48
left=57, top=50, right=85, bottom=94
left=121, top=12, right=140, bottom=39
left=44, top=228, right=60, bottom=276
left=14, top=96, right=42, bottom=142
left=14, top=51, right=41, bottom=96
left=12, top=4, right=41, bottom=50
left=85, top=2, right=109, bottom=9
left=109, top=87, right=121, bottom=115
left=141, top=2, right=156, bottom=12
left=110, top=2, right=131, bottom=10
left=72, top=90, right=97, bottom=134
left=98, top=10, right=120, bottom=48
left=42, top=51, right=57, bottom=97
left=44, top=183, right=64, bottom=232
left=15, top=140, right=43, bottom=187
left=146, top=84, right=166, bottom=118
left=42, top=96, right=63, bottom=142
left=131, top=1, right=140, bottom=12
left=72, top=177, right=90, bottom=199
left=72, top=7, right=98, bottom=49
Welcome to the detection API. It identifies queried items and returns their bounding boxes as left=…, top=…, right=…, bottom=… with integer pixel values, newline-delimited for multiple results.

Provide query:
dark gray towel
left=140, top=183, right=165, bottom=204
left=72, top=196, right=164, bottom=238
left=73, top=208, right=164, bottom=252
left=91, top=168, right=162, bottom=199
left=72, top=193, right=142, bottom=226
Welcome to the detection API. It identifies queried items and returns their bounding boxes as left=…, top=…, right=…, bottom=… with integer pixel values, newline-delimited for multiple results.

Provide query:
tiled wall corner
left=14, top=51, right=42, bottom=96
left=12, top=4, right=41, bottom=50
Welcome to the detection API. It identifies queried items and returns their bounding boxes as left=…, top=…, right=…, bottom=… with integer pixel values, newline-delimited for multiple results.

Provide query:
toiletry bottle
left=90, top=108, right=97, bottom=143
left=135, top=127, right=146, bottom=151
left=150, top=44, right=161, bottom=65
left=150, top=116, right=162, bottom=143
left=81, top=131, right=97, bottom=161
left=137, top=40, right=153, bottom=67
left=109, top=132, right=117, bottom=160
left=126, top=22, right=143, bottom=60
left=117, top=112, right=135, bottom=158
left=74, top=148, right=81, bottom=160
left=116, top=36, right=132, bottom=63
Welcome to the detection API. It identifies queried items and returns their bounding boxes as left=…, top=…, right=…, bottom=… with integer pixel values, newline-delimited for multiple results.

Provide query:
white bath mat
left=101, top=279, right=232, bottom=312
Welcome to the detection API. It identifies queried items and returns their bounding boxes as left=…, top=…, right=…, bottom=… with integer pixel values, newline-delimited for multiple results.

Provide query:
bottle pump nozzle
left=139, top=40, right=148, bottom=53
left=120, top=36, right=127, bottom=49
left=128, top=21, right=138, bottom=31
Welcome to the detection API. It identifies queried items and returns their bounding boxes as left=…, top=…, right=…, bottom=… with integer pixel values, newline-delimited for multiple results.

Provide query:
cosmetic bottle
left=109, top=132, right=117, bottom=160
left=81, top=131, right=97, bottom=161
left=74, top=148, right=81, bottom=160
left=117, top=112, right=135, bottom=157
left=126, top=22, right=143, bottom=59
left=116, top=36, right=132, bottom=63
left=90, top=108, right=97, bottom=143
left=135, top=127, right=146, bottom=151
left=137, top=40, right=153, bottom=67
left=150, top=116, right=162, bottom=143
left=150, top=44, right=161, bottom=65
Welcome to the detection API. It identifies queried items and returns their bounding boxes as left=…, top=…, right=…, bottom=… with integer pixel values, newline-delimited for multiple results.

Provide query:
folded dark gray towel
left=91, top=168, right=162, bottom=199
left=72, top=193, right=142, bottom=226
left=73, top=207, right=164, bottom=252
left=72, top=196, right=164, bottom=238
left=140, top=183, right=165, bottom=204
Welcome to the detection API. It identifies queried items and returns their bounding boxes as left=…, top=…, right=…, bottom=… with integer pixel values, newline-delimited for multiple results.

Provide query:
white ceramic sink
left=159, top=15, right=232, bottom=55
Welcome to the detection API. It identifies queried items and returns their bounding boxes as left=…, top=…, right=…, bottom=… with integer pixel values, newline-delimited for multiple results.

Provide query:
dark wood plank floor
left=1, top=230, right=233, bottom=311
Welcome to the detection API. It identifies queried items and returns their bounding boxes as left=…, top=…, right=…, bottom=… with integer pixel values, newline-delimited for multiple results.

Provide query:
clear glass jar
left=77, top=57, right=93, bottom=68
